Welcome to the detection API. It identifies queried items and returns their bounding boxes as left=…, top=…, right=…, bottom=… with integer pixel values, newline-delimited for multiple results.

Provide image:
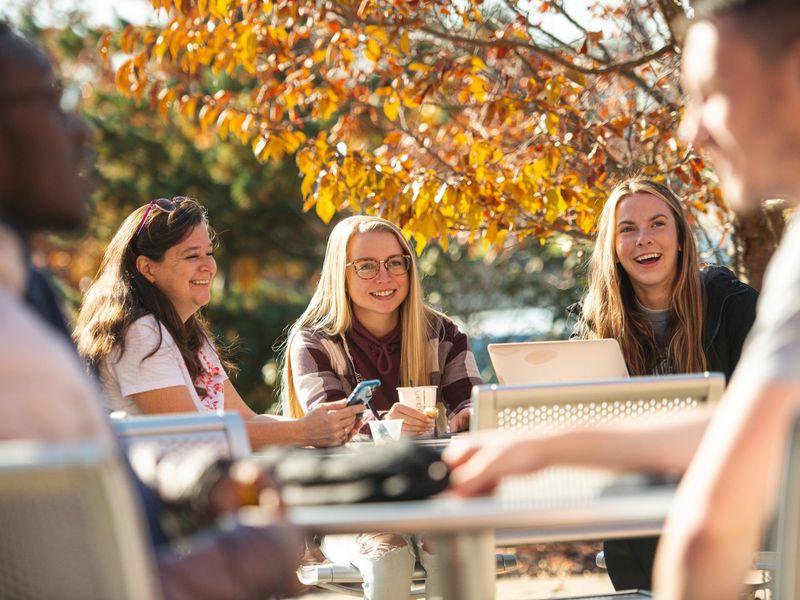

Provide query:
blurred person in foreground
left=446, top=0, right=800, bottom=597
left=0, top=22, right=302, bottom=599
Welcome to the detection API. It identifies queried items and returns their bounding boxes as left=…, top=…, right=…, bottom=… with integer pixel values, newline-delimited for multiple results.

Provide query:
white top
left=100, top=315, right=228, bottom=414
left=733, top=212, right=800, bottom=385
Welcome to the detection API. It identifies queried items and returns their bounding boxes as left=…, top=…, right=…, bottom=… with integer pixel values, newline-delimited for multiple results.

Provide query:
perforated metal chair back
left=473, top=372, right=725, bottom=433
left=0, top=441, right=160, bottom=600
left=775, top=413, right=800, bottom=599
left=112, top=411, right=251, bottom=460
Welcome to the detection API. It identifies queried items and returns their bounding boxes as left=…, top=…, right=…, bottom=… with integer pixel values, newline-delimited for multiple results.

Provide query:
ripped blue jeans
left=321, top=533, right=441, bottom=600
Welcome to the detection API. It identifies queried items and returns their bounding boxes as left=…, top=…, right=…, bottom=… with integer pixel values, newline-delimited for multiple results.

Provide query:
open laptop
left=487, top=339, right=629, bottom=385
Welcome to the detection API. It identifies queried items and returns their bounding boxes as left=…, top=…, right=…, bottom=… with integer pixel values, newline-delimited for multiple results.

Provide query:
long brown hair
left=74, top=197, right=224, bottom=391
left=577, top=178, right=707, bottom=375
left=279, top=216, right=442, bottom=417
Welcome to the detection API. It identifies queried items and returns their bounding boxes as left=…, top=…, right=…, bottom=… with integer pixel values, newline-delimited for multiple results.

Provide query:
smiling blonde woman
left=279, top=215, right=482, bottom=600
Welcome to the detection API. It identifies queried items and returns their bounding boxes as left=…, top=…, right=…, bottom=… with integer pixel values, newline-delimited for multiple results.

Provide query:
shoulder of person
left=119, top=314, right=178, bottom=355
left=128, top=313, right=175, bottom=337
left=700, top=264, right=759, bottom=302
left=290, top=327, right=341, bottom=351
left=426, top=311, right=464, bottom=340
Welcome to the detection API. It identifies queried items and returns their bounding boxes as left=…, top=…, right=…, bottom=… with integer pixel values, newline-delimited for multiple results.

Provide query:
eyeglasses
left=134, top=197, right=186, bottom=240
left=346, top=254, right=412, bottom=279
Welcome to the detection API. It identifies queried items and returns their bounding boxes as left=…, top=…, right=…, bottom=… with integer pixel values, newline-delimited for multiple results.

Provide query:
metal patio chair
left=112, top=410, right=251, bottom=460
left=0, top=440, right=160, bottom=599
left=471, top=372, right=725, bottom=600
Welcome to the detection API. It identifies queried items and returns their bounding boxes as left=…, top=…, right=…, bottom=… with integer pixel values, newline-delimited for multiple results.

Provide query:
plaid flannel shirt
left=288, top=315, right=482, bottom=417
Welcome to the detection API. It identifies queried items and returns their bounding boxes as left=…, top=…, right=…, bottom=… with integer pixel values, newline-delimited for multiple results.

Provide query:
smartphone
left=346, top=379, right=381, bottom=406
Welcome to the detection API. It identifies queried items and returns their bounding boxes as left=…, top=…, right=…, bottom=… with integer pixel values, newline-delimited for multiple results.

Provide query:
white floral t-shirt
left=100, top=315, right=227, bottom=414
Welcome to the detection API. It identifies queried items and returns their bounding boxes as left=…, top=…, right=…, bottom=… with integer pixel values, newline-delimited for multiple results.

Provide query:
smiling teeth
left=191, top=280, right=210, bottom=284
left=372, top=290, right=394, bottom=297
left=635, top=253, right=661, bottom=262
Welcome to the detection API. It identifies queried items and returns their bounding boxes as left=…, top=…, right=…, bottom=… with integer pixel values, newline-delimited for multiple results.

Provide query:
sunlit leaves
left=108, top=0, right=718, bottom=255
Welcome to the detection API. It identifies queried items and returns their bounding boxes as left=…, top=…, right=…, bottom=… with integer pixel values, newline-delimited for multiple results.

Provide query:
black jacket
left=700, top=265, right=759, bottom=381
left=568, top=265, right=758, bottom=382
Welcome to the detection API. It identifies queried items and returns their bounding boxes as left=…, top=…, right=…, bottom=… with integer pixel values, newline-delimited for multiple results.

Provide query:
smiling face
left=345, top=230, right=410, bottom=331
left=139, top=224, right=216, bottom=322
left=681, top=19, right=800, bottom=212
left=614, top=193, right=681, bottom=305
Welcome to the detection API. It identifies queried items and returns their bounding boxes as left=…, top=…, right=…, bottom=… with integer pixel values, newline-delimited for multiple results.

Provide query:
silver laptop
left=488, top=339, right=629, bottom=385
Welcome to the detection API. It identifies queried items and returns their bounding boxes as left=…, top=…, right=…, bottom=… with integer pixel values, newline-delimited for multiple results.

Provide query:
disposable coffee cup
left=397, top=386, right=438, bottom=437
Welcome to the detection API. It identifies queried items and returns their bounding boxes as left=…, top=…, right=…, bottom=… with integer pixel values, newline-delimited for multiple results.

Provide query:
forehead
left=616, top=192, right=672, bottom=222
left=682, top=22, right=721, bottom=90
left=0, top=37, right=53, bottom=96
left=348, top=230, right=404, bottom=258
left=683, top=19, right=768, bottom=91
left=172, top=224, right=211, bottom=249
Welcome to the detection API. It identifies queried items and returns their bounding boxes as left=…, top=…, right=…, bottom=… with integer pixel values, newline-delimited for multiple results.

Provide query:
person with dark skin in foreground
left=445, top=1, right=800, bottom=598
left=0, top=23, right=303, bottom=599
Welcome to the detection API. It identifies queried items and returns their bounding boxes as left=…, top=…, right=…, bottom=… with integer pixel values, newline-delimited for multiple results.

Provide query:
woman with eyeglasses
left=74, top=197, right=362, bottom=449
left=279, top=215, right=482, bottom=599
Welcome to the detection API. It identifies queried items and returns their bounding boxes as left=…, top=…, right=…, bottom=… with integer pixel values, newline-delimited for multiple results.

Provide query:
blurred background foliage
left=10, top=5, right=584, bottom=412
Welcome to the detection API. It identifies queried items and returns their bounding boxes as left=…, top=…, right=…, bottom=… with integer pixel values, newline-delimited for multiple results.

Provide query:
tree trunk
left=731, top=201, right=790, bottom=291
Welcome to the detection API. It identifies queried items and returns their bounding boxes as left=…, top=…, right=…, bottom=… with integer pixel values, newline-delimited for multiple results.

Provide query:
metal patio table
left=287, top=467, right=675, bottom=600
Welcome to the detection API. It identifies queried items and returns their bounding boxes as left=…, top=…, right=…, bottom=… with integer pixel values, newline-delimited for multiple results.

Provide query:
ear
left=135, top=255, right=157, bottom=284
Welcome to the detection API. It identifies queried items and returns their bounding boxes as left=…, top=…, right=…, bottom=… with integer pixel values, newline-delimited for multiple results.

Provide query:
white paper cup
left=396, top=386, right=438, bottom=413
left=369, top=419, right=404, bottom=444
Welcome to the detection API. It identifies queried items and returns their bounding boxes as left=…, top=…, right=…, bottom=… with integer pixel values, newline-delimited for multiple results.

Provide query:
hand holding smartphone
left=346, top=379, right=381, bottom=407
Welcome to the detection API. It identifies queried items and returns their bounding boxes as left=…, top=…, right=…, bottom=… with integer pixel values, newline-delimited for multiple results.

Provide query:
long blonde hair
left=578, top=177, right=706, bottom=375
left=280, top=216, right=439, bottom=417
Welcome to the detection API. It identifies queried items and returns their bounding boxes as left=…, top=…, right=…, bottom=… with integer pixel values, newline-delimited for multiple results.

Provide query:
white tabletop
left=287, top=467, right=675, bottom=543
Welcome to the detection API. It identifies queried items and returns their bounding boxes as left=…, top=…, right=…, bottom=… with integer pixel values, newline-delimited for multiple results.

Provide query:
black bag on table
left=255, top=441, right=450, bottom=506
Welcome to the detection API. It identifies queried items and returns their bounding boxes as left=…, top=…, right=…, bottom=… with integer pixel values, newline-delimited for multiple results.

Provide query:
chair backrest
left=775, top=412, right=800, bottom=599
left=472, top=372, right=726, bottom=432
left=112, top=411, right=252, bottom=460
left=0, top=440, right=160, bottom=600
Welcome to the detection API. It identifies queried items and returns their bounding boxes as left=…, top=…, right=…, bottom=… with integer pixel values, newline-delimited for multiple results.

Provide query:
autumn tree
left=104, top=0, right=782, bottom=287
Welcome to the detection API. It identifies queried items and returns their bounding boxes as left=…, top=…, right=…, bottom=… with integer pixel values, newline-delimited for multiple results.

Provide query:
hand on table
left=207, top=460, right=284, bottom=519
left=385, top=402, right=434, bottom=436
left=302, top=398, right=364, bottom=447
left=442, top=433, right=545, bottom=496
left=448, top=407, right=472, bottom=432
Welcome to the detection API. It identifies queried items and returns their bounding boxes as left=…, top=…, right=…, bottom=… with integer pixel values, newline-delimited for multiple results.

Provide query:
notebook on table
left=487, top=339, right=629, bottom=385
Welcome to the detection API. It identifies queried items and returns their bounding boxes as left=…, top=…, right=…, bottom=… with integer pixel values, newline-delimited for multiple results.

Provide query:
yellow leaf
left=470, top=55, right=487, bottom=72
left=485, top=221, right=498, bottom=244
left=199, top=104, right=221, bottom=131
left=253, top=135, right=270, bottom=161
left=383, top=92, right=400, bottom=122
left=544, top=187, right=565, bottom=223
left=211, top=0, right=232, bottom=19
left=576, top=210, right=596, bottom=234
left=114, top=58, right=134, bottom=93
left=408, top=62, right=429, bottom=73
left=312, top=48, right=327, bottom=63
left=365, top=39, right=381, bottom=63
left=365, top=25, right=389, bottom=45
left=315, top=180, right=337, bottom=224
left=412, top=231, right=427, bottom=256
left=399, top=31, right=411, bottom=54
left=341, top=47, right=355, bottom=64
